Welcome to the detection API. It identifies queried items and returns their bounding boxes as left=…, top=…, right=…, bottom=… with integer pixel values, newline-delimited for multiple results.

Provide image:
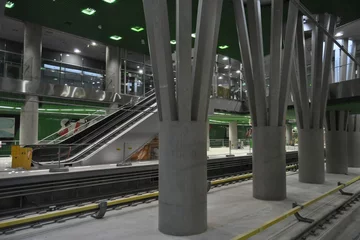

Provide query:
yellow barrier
left=11, top=146, right=32, bottom=170
left=0, top=164, right=298, bottom=230
left=232, top=175, right=360, bottom=240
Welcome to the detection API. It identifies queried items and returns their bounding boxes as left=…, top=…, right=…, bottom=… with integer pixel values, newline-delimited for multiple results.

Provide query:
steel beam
left=246, top=0, right=268, bottom=126
left=143, top=0, right=178, bottom=121
left=191, top=0, right=223, bottom=122
left=268, top=0, right=283, bottom=126
left=233, top=0, right=257, bottom=126
left=176, top=0, right=192, bottom=121
left=319, top=15, right=336, bottom=128
left=277, top=1, right=298, bottom=126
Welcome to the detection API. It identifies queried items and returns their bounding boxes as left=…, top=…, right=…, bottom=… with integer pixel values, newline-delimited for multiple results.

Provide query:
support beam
left=347, top=40, right=357, bottom=80
left=23, top=22, right=42, bottom=81
left=348, top=115, right=360, bottom=168
left=143, top=0, right=177, bottom=121
left=340, top=39, right=349, bottom=81
left=20, top=96, right=39, bottom=145
left=229, top=121, right=238, bottom=149
left=105, top=46, right=120, bottom=93
left=191, top=0, right=223, bottom=122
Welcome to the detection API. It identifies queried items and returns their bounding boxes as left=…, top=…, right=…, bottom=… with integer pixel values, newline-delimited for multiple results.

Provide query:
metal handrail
left=232, top=175, right=360, bottom=240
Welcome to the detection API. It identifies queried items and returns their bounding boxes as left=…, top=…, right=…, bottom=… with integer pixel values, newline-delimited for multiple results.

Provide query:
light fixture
left=110, top=35, right=122, bottom=41
left=236, top=70, right=241, bottom=73
left=218, top=76, right=223, bottom=80
left=191, top=33, right=196, bottom=38
left=335, top=32, right=343, bottom=37
left=131, top=26, right=144, bottom=32
left=223, top=56, right=229, bottom=60
left=224, top=65, right=230, bottom=69
left=91, top=42, right=97, bottom=46
left=5, top=1, right=14, bottom=8
left=81, top=8, right=96, bottom=16
left=66, top=54, right=70, bottom=57
left=219, top=45, right=229, bottom=49
left=103, top=0, right=116, bottom=3
left=137, top=66, right=140, bottom=68
left=74, top=48, right=81, bottom=53
left=170, top=40, right=176, bottom=45
left=139, top=69, right=144, bottom=74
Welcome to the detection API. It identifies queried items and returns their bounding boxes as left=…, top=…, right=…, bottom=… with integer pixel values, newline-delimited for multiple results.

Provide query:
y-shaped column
left=143, top=0, right=222, bottom=235
left=291, top=14, right=336, bottom=183
left=233, top=0, right=298, bottom=200
left=325, top=110, right=348, bottom=174
left=348, top=115, right=360, bottom=168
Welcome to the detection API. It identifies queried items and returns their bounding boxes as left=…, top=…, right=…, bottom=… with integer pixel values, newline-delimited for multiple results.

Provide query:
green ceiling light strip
left=170, top=40, right=176, bottom=45
left=5, top=1, right=14, bottom=8
left=110, top=35, right=122, bottom=41
left=219, top=45, right=229, bottom=50
left=81, top=8, right=96, bottom=16
left=131, top=26, right=144, bottom=32
left=103, top=0, right=116, bottom=3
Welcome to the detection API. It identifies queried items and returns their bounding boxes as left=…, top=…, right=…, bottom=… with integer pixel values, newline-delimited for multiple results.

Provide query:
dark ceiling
left=4, top=0, right=360, bottom=60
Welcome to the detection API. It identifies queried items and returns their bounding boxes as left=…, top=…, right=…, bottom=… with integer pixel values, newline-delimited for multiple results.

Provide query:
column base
left=298, top=129, right=325, bottom=184
left=326, top=130, right=348, bottom=174
left=158, top=121, right=207, bottom=236
left=252, top=126, right=286, bottom=201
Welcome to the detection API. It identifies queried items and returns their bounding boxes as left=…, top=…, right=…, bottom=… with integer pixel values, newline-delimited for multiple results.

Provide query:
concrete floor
left=3, top=168, right=360, bottom=240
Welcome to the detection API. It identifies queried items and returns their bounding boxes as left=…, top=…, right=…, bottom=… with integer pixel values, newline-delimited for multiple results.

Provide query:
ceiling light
left=74, top=48, right=81, bottom=53
left=218, top=76, right=223, bottom=80
left=66, top=54, right=70, bottom=57
left=223, top=57, right=229, bottom=60
left=81, top=8, right=96, bottom=16
left=170, top=40, right=176, bottom=45
left=131, top=26, right=144, bottom=32
left=5, top=1, right=14, bottom=8
left=91, top=42, right=97, bottom=46
left=335, top=32, right=343, bottom=37
left=219, top=45, right=229, bottom=50
left=103, top=0, right=116, bottom=3
left=224, top=65, right=230, bottom=69
left=110, top=35, right=122, bottom=41
left=191, top=33, right=196, bottom=38
left=139, top=69, right=144, bottom=74
left=236, top=70, right=241, bottom=73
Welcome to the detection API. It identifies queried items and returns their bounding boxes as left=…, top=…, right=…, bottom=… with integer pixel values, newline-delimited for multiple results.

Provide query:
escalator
left=29, top=90, right=157, bottom=165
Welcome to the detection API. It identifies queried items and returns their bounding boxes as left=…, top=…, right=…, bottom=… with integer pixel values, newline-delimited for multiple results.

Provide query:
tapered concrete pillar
left=20, top=22, right=42, bottom=145
left=291, top=14, right=337, bottom=184
left=229, top=121, right=238, bottom=149
left=105, top=46, right=120, bottom=93
left=253, top=126, right=286, bottom=200
left=325, top=111, right=348, bottom=174
left=234, top=0, right=298, bottom=200
left=348, top=115, right=360, bottom=167
left=143, top=0, right=222, bottom=235
left=159, top=122, right=207, bottom=235
left=340, top=39, right=348, bottom=81
left=285, top=124, right=293, bottom=145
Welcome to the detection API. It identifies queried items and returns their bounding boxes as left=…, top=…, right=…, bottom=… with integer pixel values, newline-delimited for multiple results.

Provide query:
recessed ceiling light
left=81, top=8, right=96, bottom=16
left=91, top=42, right=97, bottom=46
left=223, top=56, right=229, bottom=60
left=191, top=33, right=196, bottom=38
left=335, top=32, right=343, bottom=37
left=74, top=48, right=81, bottom=53
left=219, top=45, right=229, bottom=50
left=139, top=69, right=144, bottom=74
left=110, top=35, right=122, bottom=41
left=5, top=1, right=14, bottom=8
left=131, top=26, right=144, bottom=32
left=103, top=0, right=116, bottom=3
left=170, top=40, right=176, bottom=45
left=236, top=70, right=241, bottom=73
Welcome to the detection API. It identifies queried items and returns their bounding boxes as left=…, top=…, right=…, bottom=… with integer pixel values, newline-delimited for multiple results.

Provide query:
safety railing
left=231, top=175, right=360, bottom=240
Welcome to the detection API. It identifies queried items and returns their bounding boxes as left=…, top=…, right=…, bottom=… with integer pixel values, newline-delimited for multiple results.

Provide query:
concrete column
left=348, top=115, right=360, bottom=167
left=23, top=22, right=42, bottom=81
left=285, top=124, right=292, bottom=145
left=229, top=121, right=238, bottom=149
left=20, top=23, right=42, bottom=145
left=325, top=111, right=348, bottom=174
left=340, top=39, right=348, bottom=81
left=20, top=96, right=39, bottom=145
left=298, top=129, right=325, bottom=183
left=105, top=46, right=120, bottom=93
left=159, top=121, right=207, bottom=235
left=347, top=40, right=357, bottom=80
left=253, top=126, right=286, bottom=200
